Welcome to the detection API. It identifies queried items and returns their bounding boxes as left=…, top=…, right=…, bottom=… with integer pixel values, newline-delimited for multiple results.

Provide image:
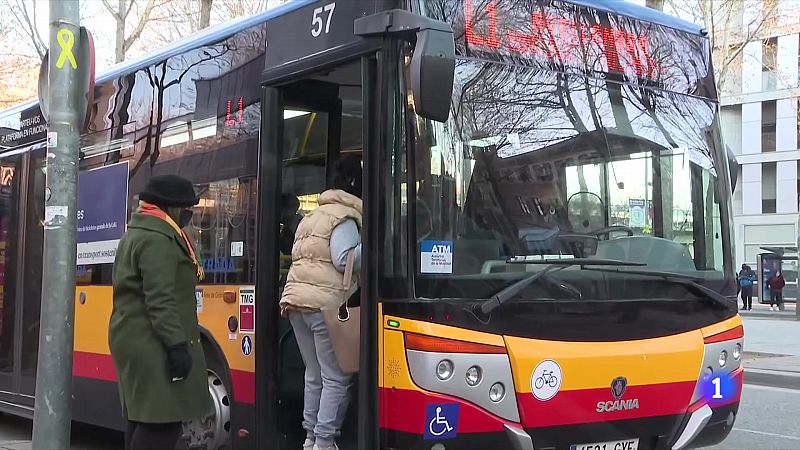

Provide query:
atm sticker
left=421, top=241, right=453, bottom=274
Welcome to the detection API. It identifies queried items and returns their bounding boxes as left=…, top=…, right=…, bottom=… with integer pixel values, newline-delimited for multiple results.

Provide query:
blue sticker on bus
left=424, top=403, right=459, bottom=440
left=241, top=335, right=252, bottom=356
left=420, top=241, right=453, bottom=274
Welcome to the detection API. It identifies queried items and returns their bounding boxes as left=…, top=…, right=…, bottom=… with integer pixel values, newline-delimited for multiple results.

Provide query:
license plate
left=570, top=438, right=639, bottom=450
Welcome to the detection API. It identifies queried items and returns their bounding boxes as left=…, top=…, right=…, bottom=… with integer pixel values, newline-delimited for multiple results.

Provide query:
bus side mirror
left=409, top=28, right=455, bottom=122
left=355, top=10, right=455, bottom=123
left=726, top=146, right=738, bottom=193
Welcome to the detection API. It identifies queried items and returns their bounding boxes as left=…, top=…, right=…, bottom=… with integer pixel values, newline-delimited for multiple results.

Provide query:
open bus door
left=257, top=52, right=381, bottom=449
left=254, top=3, right=454, bottom=448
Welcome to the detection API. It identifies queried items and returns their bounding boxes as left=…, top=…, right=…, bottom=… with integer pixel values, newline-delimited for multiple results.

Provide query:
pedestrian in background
left=768, top=271, right=785, bottom=312
left=738, top=264, right=755, bottom=311
left=280, top=156, right=363, bottom=450
left=109, top=175, right=213, bottom=450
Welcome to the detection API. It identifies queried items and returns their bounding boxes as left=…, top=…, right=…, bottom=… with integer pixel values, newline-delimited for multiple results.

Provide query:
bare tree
left=664, top=0, right=788, bottom=94
left=101, top=0, right=172, bottom=63
left=2, top=0, right=46, bottom=59
left=211, top=0, right=273, bottom=22
left=199, top=0, right=213, bottom=28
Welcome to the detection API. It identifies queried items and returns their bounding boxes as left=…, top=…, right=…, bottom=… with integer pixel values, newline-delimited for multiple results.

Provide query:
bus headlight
left=466, top=366, right=482, bottom=386
left=719, top=350, right=728, bottom=367
left=703, top=366, right=713, bottom=381
left=733, top=343, right=742, bottom=361
left=436, top=360, right=454, bottom=381
left=489, top=382, right=505, bottom=402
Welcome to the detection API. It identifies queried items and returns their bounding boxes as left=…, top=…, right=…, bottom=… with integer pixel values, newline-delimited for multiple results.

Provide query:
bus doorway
left=258, top=58, right=370, bottom=450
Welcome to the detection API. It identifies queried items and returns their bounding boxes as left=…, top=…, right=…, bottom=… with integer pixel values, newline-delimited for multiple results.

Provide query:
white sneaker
left=303, top=438, right=315, bottom=450
left=770, top=306, right=774, bottom=311
left=313, top=444, right=339, bottom=450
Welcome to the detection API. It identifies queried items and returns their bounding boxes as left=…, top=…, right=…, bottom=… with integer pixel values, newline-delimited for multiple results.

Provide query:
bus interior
left=425, top=137, right=718, bottom=264
left=276, top=59, right=364, bottom=450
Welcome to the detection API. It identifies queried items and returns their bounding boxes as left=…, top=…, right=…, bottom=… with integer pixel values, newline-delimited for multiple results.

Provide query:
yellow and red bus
left=0, top=0, right=743, bottom=449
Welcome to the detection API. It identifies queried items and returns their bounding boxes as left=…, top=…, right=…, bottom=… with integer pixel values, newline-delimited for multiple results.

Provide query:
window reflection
left=187, top=178, right=257, bottom=285
left=411, top=57, right=730, bottom=299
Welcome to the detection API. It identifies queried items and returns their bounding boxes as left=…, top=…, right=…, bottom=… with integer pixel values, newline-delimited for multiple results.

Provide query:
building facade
left=718, top=2, right=800, bottom=299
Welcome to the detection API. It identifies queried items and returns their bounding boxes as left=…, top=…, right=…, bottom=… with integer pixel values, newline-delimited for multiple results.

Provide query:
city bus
left=0, top=0, right=745, bottom=449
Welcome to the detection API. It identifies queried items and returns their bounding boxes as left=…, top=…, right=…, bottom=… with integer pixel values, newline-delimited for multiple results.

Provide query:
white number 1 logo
left=712, top=377, right=723, bottom=399
left=311, top=2, right=336, bottom=37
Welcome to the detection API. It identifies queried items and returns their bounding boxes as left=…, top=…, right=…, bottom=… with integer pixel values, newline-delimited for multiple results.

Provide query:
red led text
left=464, top=0, right=660, bottom=79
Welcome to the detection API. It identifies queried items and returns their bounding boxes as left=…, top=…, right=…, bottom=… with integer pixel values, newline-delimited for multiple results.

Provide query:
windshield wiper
left=582, top=266, right=731, bottom=308
left=475, top=259, right=645, bottom=317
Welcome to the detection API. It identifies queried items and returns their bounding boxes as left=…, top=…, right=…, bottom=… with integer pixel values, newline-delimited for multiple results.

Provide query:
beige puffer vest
left=279, top=189, right=362, bottom=313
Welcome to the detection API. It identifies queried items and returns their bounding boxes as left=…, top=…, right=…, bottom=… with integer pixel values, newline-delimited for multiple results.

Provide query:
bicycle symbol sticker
left=423, top=403, right=460, bottom=440
left=530, top=359, right=562, bottom=401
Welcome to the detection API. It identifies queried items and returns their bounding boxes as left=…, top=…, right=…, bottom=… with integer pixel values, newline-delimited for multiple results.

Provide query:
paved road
left=705, top=384, right=800, bottom=449
left=0, top=416, right=121, bottom=450
left=0, top=386, right=797, bottom=450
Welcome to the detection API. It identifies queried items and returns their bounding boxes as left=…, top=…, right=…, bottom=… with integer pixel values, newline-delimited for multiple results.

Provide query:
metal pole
left=32, top=1, right=82, bottom=448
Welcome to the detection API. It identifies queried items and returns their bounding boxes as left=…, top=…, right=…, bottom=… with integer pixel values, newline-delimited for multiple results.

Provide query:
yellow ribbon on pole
left=55, top=28, right=78, bottom=70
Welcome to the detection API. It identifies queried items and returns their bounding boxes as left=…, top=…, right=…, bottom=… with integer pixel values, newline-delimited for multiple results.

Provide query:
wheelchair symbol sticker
left=424, top=403, right=460, bottom=440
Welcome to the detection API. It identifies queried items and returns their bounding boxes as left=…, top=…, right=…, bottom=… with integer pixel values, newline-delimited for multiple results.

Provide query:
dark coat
left=768, top=275, right=786, bottom=291
left=109, top=213, right=213, bottom=423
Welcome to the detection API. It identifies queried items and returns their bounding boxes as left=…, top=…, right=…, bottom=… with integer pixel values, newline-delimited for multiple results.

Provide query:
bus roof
left=42, top=0, right=707, bottom=86
left=2, top=0, right=314, bottom=117
left=569, top=0, right=704, bottom=35
left=3, top=0, right=702, bottom=117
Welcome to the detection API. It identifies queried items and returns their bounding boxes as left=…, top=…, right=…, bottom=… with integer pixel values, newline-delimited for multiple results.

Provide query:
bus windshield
left=410, top=59, right=732, bottom=300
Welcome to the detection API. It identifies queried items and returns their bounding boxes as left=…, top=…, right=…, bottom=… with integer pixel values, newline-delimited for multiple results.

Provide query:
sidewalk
left=0, top=415, right=120, bottom=450
left=739, top=306, right=800, bottom=389
left=739, top=301, right=797, bottom=321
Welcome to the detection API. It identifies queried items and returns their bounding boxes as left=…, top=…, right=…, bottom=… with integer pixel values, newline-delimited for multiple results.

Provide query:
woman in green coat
left=109, top=175, right=213, bottom=450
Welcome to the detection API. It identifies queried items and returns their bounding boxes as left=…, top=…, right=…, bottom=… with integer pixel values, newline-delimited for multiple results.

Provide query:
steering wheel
left=592, top=225, right=634, bottom=239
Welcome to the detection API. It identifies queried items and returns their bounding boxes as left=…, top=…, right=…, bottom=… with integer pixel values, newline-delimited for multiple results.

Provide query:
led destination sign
left=465, top=0, right=657, bottom=79
left=430, top=0, right=712, bottom=96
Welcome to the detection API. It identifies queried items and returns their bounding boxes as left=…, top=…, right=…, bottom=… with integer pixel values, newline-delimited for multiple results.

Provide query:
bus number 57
left=312, top=2, right=336, bottom=37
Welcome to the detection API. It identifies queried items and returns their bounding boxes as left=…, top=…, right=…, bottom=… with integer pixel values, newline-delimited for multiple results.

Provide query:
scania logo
left=611, top=376, right=627, bottom=400
left=596, top=376, right=640, bottom=413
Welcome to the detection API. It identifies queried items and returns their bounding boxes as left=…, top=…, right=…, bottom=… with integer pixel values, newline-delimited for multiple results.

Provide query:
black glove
left=166, top=343, right=193, bottom=382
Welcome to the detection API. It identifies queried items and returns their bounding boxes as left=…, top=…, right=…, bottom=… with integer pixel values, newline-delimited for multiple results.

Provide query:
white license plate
left=570, top=438, right=639, bottom=450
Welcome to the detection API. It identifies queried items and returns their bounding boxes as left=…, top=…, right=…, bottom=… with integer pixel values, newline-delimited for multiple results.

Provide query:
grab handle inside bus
left=355, top=9, right=456, bottom=122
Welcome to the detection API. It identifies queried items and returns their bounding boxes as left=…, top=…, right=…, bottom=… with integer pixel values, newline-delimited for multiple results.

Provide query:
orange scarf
left=139, top=202, right=205, bottom=280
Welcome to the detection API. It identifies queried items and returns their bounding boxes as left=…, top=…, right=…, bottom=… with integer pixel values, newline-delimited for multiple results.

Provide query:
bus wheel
left=181, top=366, right=232, bottom=450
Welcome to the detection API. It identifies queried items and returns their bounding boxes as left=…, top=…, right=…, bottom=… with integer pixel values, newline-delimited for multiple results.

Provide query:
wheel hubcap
left=181, top=369, right=231, bottom=450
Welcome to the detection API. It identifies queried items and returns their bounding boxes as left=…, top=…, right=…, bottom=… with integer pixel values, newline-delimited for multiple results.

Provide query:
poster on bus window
left=76, top=162, right=129, bottom=265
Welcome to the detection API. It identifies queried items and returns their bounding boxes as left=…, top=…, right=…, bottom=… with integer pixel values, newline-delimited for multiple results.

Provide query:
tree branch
left=101, top=0, right=122, bottom=21
left=29, top=0, right=46, bottom=57
left=124, top=0, right=157, bottom=52
left=123, top=0, right=136, bottom=21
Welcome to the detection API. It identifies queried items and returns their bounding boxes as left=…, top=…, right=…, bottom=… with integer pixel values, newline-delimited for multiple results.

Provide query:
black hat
left=139, top=175, right=199, bottom=207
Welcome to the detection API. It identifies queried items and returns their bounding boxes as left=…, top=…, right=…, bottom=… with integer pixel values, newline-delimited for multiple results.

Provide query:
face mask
left=178, top=209, right=193, bottom=228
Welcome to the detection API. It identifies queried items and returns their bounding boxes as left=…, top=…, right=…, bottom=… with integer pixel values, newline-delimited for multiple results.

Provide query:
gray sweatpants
left=289, top=311, right=353, bottom=446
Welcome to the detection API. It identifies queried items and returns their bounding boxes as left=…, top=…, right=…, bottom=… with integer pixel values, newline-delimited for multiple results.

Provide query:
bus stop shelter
left=756, top=246, right=797, bottom=308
